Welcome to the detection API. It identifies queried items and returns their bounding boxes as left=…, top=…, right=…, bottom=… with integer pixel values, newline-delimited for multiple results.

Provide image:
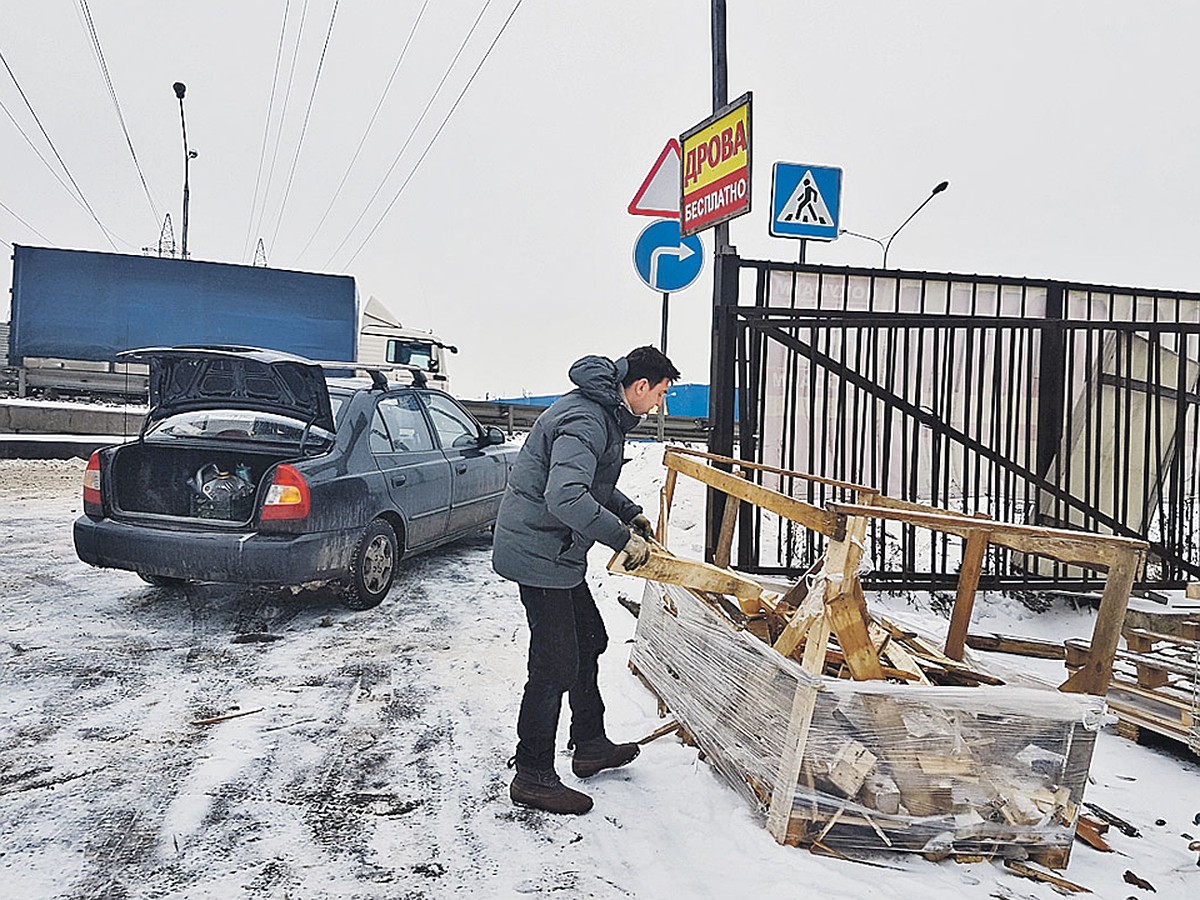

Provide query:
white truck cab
left=357, top=296, right=457, bottom=391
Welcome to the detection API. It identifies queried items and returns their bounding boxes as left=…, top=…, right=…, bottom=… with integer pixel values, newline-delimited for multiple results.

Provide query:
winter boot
left=571, top=736, right=640, bottom=779
left=510, top=766, right=593, bottom=815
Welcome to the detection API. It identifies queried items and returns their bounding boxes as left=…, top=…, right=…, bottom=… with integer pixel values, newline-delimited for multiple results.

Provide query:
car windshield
left=147, top=409, right=336, bottom=446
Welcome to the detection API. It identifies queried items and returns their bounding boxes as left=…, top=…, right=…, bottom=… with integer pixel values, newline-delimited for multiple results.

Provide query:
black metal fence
left=711, top=257, right=1199, bottom=590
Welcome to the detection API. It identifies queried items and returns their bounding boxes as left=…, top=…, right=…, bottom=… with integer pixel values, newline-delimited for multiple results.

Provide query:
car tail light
left=261, top=464, right=310, bottom=521
left=83, top=451, right=102, bottom=516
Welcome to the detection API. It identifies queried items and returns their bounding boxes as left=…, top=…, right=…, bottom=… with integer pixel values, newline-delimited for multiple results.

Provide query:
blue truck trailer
left=5, top=245, right=456, bottom=396
left=8, top=245, right=357, bottom=366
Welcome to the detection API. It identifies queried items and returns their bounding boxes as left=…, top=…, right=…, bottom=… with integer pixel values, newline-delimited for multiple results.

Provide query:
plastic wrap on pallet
left=630, top=580, right=1105, bottom=863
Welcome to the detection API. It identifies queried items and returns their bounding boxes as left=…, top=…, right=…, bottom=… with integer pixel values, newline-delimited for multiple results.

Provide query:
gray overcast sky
left=2, top=2, right=1198, bottom=399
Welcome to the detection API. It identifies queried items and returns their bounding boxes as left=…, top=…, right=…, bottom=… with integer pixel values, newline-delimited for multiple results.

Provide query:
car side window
left=369, top=409, right=392, bottom=453
left=375, top=395, right=435, bottom=452
left=423, top=393, right=480, bottom=450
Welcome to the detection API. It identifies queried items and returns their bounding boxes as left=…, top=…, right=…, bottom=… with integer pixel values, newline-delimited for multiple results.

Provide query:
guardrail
left=0, top=387, right=710, bottom=445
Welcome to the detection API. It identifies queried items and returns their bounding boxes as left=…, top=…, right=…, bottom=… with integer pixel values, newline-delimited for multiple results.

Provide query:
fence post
left=706, top=248, right=741, bottom=561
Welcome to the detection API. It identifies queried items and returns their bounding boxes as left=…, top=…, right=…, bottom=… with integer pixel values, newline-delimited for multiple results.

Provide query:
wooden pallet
left=617, top=447, right=1148, bottom=867
left=1067, top=629, right=1200, bottom=755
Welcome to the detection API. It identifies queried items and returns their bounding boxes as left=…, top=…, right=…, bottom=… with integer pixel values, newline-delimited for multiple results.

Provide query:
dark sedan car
left=73, top=346, right=517, bottom=609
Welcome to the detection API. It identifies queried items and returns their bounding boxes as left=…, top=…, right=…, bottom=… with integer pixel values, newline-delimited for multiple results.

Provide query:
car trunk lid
left=118, top=346, right=335, bottom=434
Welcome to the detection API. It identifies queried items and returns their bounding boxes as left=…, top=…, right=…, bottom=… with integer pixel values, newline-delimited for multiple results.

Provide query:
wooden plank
left=801, top=612, right=832, bottom=675
left=665, top=444, right=876, bottom=496
left=826, top=501, right=1147, bottom=570
left=607, top=547, right=770, bottom=609
left=824, top=520, right=885, bottom=681
left=869, top=493, right=991, bottom=539
left=1108, top=675, right=1199, bottom=713
left=944, top=522, right=991, bottom=660
left=824, top=648, right=923, bottom=682
left=1061, top=548, right=1142, bottom=695
left=1135, top=662, right=1171, bottom=689
left=1003, top=860, right=1091, bottom=892
left=1125, top=631, right=1156, bottom=653
left=870, top=622, right=931, bottom=684
left=664, top=449, right=840, bottom=536
left=713, top=469, right=747, bottom=568
left=775, top=559, right=823, bottom=613
left=774, top=576, right=827, bottom=658
left=880, top=619, right=1007, bottom=685
left=964, top=632, right=1067, bottom=659
left=1124, top=626, right=1198, bottom=650
left=655, top=468, right=678, bottom=544
left=766, top=680, right=821, bottom=843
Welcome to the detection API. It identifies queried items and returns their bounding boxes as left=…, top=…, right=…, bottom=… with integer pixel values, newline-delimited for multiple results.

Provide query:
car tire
left=342, top=519, right=398, bottom=610
left=138, top=572, right=189, bottom=589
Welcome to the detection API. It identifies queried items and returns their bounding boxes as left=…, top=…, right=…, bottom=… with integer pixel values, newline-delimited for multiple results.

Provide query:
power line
left=324, top=0, right=497, bottom=267
left=265, top=0, right=340, bottom=258
left=75, top=0, right=160, bottom=224
left=242, top=0, right=292, bottom=262
left=341, top=0, right=524, bottom=268
left=252, top=0, right=312, bottom=254
left=292, top=0, right=431, bottom=263
left=0, top=47, right=122, bottom=249
left=0, top=196, right=54, bottom=245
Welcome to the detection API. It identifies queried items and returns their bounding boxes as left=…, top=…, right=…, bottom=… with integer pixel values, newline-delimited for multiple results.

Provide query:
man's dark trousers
left=515, top=581, right=608, bottom=771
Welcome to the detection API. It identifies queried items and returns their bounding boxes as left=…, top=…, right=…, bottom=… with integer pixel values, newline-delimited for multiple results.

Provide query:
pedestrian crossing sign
left=770, top=162, right=842, bottom=240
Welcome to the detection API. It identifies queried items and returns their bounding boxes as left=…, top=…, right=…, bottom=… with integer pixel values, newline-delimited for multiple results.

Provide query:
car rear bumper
left=73, top=515, right=360, bottom=585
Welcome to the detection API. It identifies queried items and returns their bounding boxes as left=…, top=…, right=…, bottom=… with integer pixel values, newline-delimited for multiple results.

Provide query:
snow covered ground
left=2, top=446, right=1198, bottom=899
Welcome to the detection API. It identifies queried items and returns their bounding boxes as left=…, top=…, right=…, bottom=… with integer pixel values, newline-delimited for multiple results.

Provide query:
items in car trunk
left=190, top=463, right=255, bottom=520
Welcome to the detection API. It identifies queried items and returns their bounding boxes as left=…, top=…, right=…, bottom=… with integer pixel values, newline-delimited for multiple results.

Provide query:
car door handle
left=392, top=474, right=407, bottom=486
left=455, top=464, right=468, bottom=475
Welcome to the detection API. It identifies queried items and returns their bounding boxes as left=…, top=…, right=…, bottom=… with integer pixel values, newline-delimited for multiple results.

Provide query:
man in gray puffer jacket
left=493, top=346, right=679, bottom=815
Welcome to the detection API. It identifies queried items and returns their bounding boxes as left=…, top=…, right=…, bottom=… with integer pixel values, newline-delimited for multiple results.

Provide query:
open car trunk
left=108, top=441, right=298, bottom=525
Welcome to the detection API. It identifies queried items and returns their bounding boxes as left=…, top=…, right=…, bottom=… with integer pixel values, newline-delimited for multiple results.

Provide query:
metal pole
left=711, top=0, right=729, bottom=254
left=660, top=291, right=669, bottom=354
left=174, top=82, right=191, bottom=260
left=706, top=0, right=733, bottom=557
left=658, top=291, right=669, bottom=442
left=882, top=180, right=949, bottom=268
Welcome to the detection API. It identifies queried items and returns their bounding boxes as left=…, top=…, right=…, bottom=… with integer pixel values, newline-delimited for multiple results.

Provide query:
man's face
left=625, top=378, right=671, bottom=416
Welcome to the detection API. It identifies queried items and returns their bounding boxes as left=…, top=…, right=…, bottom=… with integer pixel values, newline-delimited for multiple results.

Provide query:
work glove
left=622, top=530, right=651, bottom=570
left=629, top=513, right=655, bottom=541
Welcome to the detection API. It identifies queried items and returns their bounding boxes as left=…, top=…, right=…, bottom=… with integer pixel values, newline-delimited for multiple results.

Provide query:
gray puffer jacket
left=491, top=355, right=643, bottom=588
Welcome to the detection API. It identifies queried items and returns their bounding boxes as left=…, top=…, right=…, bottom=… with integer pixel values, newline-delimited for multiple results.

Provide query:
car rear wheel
left=137, top=572, right=189, bottom=589
left=343, top=518, right=397, bottom=610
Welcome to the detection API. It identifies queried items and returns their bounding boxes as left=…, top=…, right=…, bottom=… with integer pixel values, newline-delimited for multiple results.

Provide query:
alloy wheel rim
left=363, top=534, right=394, bottom=593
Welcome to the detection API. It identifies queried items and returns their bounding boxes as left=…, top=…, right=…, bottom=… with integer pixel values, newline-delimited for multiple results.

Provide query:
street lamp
left=173, top=82, right=197, bottom=259
left=840, top=180, right=949, bottom=268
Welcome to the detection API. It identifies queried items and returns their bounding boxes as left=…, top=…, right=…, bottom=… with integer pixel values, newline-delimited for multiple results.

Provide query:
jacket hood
left=567, top=355, right=640, bottom=432
left=568, top=355, right=625, bottom=405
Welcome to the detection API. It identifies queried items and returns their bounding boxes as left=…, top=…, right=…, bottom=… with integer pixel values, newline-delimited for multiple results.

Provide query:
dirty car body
left=73, top=347, right=515, bottom=608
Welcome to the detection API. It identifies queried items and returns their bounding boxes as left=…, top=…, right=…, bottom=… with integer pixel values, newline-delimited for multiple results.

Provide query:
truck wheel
left=343, top=519, right=397, bottom=610
left=138, top=572, right=189, bottom=589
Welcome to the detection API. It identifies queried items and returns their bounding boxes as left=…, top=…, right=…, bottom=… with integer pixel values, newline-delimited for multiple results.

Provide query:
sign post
left=631, top=218, right=703, bottom=441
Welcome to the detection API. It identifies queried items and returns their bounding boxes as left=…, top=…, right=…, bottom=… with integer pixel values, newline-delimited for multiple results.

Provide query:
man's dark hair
left=621, top=345, right=681, bottom=388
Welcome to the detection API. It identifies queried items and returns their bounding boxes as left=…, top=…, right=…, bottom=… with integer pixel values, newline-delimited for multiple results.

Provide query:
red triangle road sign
left=628, top=138, right=682, bottom=218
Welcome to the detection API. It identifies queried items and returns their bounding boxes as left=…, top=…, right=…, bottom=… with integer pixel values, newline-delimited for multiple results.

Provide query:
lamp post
left=172, top=82, right=196, bottom=259
left=840, top=180, right=949, bottom=268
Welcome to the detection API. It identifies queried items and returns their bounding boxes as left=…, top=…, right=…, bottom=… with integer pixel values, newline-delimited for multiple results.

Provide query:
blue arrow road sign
left=632, top=219, right=704, bottom=293
left=770, top=162, right=843, bottom=240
